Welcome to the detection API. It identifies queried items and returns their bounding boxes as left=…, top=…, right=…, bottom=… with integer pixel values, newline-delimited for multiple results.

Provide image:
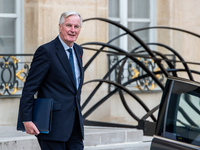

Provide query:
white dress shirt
left=58, top=36, right=80, bottom=89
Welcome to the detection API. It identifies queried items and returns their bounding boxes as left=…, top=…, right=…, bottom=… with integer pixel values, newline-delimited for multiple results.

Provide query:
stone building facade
left=1, top=0, right=200, bottom=126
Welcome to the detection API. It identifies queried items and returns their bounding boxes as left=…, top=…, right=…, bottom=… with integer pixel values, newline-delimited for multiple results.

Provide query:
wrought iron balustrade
left=108, top=54, right=176, bottom=92
left=0, top=54, right=33, bottom=97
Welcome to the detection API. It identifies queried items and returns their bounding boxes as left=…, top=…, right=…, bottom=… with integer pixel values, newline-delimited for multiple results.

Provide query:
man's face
left=59, top=15, right=81, bottom=47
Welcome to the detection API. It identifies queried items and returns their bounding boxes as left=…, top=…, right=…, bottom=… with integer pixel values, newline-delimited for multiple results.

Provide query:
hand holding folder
left=17, top=98, right=53, bottom=134
left=23, top=121, right=40, bottom=135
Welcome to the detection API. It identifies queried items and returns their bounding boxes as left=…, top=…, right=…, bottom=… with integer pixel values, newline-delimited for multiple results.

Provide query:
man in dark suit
left=18, top=11, right=84, bottom=150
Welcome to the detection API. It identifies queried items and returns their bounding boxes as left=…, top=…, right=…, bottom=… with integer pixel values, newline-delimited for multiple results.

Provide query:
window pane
left=128, top=22, right=149, bottom=51
left=176, top=93, right=200, bottom=146
left=165, top=81, right=200, bottom=147
left=0, top=0, right=15, bottom=13
left=109, top=23, right=120, bottom=48
left=128, top=0, right=150, bottom=18
left=109, top=0, right=120, bottom=18
left=0, top=18, right=15, bottom=53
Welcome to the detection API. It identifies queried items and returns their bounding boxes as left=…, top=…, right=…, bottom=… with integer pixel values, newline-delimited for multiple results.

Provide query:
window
left=165, top=81, right=200, bottom=147
left=0, top=0, right=23, bottom=54
left=108, top=0, right=157, bottom=92
left=108, top=0, right=156, bottom=51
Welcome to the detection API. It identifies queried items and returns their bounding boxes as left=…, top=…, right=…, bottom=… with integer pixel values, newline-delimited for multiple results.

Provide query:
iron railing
left=0, top=54, right=33, bottom=97
left=80, top=18, right=200, bottom=135
left=107, top=54, right=176, bottom=92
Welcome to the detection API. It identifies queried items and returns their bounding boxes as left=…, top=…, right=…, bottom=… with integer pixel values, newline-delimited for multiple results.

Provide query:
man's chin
left=67, top=38, right=76, bottom=42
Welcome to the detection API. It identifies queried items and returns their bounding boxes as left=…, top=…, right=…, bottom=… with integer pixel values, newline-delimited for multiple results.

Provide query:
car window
left=164, top=81, right=200, bottom=147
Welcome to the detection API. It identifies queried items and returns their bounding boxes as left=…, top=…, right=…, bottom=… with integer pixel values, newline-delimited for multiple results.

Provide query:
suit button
left=73, top=108, right=76, bottom=111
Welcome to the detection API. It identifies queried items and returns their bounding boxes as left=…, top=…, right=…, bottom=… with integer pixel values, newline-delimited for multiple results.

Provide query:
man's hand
left=23, top=122, right=40, bottom=135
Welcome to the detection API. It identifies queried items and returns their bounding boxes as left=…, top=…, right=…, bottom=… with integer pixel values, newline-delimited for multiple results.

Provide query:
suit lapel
left=73, top=44, right=84, bottom=91
left=55, top=38, right=76, bottom=89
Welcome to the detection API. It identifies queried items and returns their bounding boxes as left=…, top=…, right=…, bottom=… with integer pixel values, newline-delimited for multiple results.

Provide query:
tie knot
left=67, top=48, right=72, bottom=54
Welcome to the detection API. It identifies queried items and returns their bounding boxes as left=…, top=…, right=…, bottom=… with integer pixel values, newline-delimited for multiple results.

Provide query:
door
left=150, top=77, right=200, bottom=150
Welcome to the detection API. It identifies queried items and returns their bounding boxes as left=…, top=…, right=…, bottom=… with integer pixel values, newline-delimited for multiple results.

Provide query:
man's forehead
left=66, top=15, right=80, bottom=20
left=65, top=16, right=81, bottom=24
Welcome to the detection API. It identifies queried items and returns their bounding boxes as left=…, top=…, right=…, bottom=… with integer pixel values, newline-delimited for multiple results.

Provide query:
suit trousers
left=37, top=111, right=84, bottom=150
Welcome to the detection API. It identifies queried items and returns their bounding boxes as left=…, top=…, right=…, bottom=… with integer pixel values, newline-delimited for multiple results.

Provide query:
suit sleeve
left=19, top=46, right=50, bottom=121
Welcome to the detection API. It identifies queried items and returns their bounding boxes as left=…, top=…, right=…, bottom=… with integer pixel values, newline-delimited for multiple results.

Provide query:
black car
left=150, top=76, right=200, bottom=150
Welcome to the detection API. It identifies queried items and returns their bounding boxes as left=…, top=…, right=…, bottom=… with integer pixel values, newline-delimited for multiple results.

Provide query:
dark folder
left=17, top=98, right=53, bottom=134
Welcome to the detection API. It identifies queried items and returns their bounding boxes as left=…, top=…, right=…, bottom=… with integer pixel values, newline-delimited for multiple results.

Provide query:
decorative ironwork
left=80, top=18, right=200, bottom=134
left=108, top=54, right=168, bottom=92
left=0, top=54, right=33, bottom=96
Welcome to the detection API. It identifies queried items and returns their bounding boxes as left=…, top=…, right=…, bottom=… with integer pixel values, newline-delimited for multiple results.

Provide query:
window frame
left=108, top=0, right=157, bottom=51
left=163, top=80, right=200, bottom=146
left=0, top=0, right=23, bottom=54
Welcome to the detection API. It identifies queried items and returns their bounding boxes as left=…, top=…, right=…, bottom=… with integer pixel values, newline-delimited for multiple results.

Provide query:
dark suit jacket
left=18, top=36, right=84, bottom=141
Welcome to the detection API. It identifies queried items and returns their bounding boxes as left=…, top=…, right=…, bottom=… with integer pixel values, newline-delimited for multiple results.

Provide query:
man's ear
left=59, top=24, right=62, bottom=33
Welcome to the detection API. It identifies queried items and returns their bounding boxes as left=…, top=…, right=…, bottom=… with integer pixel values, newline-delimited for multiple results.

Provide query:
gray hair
left=59, top=11, right=82, bottom=27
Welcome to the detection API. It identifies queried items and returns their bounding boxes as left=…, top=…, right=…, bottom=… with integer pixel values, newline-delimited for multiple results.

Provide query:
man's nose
left=70, top=26, right=75, bottom=32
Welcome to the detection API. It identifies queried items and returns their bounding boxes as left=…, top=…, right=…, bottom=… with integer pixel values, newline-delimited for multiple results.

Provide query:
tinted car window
left=164, top=81, right=200, bottom=147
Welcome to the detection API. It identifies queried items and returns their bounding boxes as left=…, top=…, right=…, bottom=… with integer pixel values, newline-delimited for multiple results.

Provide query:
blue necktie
left=67, top=48, right=77, bottom=86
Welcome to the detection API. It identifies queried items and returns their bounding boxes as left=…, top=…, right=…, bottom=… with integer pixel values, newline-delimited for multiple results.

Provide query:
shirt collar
left=58, top=35, right=74, bottom=50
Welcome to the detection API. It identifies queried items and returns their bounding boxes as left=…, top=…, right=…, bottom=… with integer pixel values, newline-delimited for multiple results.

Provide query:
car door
left=151, top=135, right=200, bottom=150
left=150, top=77, right=200, bottom=150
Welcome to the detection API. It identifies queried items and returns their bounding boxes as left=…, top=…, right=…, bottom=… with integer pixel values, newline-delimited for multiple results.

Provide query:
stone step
left=84, top=126, right=152, bottom=150
left=0, top=126, right=152, bottom=150
left=84, top=126, right=144, bottom=146
left=0, top=126, right=39, bottom=150
left=85, top=142, right=151, bottom=150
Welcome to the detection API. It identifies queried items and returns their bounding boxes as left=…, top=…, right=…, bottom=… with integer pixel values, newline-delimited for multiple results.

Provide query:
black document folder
left=17, top=98, right=53, bottom=134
